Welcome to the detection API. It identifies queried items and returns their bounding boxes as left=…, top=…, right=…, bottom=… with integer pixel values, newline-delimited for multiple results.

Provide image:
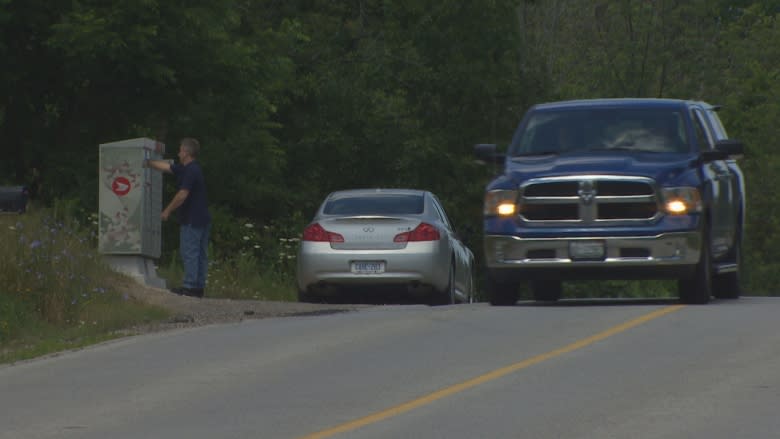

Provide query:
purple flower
left=30, top=240, right=42, bottom=249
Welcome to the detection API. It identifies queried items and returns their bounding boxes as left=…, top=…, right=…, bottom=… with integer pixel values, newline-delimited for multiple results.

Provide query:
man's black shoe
left=169, top=287, right=203, bottom=298
left=187, top=288, right=204, bottom=298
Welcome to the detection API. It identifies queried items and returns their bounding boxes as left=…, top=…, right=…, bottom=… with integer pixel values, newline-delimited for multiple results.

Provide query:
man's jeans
left=180, top=223, right=210, bottom=289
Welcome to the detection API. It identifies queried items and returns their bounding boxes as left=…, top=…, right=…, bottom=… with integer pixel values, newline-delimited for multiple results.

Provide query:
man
left=145, top=138, right=211, bottom=298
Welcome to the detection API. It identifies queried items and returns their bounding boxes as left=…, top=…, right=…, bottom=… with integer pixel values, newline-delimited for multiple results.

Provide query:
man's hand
left=161, top=210, right=170, bottom=221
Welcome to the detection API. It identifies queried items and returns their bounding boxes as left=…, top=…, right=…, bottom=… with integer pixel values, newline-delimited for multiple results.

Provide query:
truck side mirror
left=474, top=144, right=506, bottom=165
left=701, top=139, right=745, bottom=161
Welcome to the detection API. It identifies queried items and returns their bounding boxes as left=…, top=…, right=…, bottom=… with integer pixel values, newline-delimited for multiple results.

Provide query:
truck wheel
left=532, top=280, right=562, bottom=302
left=713, top=231, right=742, bottom=299
left=486, top=274, right=518, bottom=306
left=678, top=230, right=712, bottom=304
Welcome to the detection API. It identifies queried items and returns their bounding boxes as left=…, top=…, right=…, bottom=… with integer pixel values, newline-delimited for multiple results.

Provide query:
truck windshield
left=509, top=108, right=690, bottom=156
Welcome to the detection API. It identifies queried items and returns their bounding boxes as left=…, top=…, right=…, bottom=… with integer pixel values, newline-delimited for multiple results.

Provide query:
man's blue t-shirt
left=170, top=161, right=211, bottom=227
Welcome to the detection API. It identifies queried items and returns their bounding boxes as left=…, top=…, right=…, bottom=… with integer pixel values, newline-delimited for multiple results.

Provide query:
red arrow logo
left=112, top=177, right=131, bottom=196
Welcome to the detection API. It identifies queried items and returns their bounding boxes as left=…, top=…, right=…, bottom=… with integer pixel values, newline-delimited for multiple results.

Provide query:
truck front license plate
left=569, top=241, right=605, bottom=261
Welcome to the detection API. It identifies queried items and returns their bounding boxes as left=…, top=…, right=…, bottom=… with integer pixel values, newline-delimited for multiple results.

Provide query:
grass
left=0, top=205, right=303, bottom=364
left=0, top=209, right=173, bottom=364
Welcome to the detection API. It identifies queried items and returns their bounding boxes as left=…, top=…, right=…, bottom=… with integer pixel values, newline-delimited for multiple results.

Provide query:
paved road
left=2, top=297, right=779, bottom=439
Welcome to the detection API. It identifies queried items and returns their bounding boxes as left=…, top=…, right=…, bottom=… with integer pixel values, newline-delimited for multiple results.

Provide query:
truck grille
left=519, top=176, right=658, bottom=224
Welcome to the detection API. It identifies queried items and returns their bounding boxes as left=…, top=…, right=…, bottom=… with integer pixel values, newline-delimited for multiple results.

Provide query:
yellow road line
left=300, top=305, right=685, bottom=439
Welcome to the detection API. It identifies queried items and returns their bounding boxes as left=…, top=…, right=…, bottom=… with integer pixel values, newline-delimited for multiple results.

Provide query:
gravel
left=116, top=279, right=369, bottom=335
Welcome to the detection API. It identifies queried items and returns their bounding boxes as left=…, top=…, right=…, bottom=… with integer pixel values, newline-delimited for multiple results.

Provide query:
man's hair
left=180, top=137, right=200, bottom=157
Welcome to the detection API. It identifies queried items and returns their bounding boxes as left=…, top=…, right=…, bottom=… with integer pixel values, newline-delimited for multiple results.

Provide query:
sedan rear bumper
left=296, top=241, right=449, bottom=292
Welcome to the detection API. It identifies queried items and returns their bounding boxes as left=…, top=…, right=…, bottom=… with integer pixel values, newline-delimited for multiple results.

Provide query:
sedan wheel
left=297, top=288, right=319, bottom=303
left=431, top=266, right=455, bottom=306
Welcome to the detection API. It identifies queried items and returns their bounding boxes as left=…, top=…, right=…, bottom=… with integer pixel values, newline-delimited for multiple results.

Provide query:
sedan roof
left=327, top=188, right=428, bottom=199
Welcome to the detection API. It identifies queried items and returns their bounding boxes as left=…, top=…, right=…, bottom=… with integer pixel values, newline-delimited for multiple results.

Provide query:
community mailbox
left=98, top=138, right=166, bottom=288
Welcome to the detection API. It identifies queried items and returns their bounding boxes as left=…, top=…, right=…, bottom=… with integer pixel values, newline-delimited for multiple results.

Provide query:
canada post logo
left=578, top=180, right=597, bottom=205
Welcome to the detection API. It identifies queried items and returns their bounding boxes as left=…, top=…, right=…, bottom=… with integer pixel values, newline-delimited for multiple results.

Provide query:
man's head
left=178, top=137, right=200, bottom=164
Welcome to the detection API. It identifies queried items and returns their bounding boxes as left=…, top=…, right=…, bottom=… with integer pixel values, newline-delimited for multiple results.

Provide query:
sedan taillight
left=302, top=223, right=345, bottom=243
left=393, top=222, right=440, bottom=242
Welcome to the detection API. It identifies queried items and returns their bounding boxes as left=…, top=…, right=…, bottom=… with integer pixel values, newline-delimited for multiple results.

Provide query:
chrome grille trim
left=519, top=175, right=659, bottom=225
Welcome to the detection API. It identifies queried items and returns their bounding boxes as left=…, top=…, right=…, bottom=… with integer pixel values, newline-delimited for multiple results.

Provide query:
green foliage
left=3, top=1, right=780, bottom=296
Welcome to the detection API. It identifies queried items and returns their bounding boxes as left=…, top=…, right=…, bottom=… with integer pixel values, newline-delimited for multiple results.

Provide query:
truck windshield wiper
left=512, top=150, right=560, bottom=157
left=585, top=147, right=663, bottom=153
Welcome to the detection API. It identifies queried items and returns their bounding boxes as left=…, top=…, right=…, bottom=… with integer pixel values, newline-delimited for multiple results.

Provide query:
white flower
left=8, top=226, right=15, bottom=231
left=244, top=223, right=254, bottom=228
left=254, top=245, right=261, bottom=249
left=243, top=236, right=250, bottom=241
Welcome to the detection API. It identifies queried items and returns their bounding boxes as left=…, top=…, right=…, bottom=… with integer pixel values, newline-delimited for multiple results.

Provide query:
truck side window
left=705, top=110, right=729, bottom=140
left=692, top=109, right=713, bottom=151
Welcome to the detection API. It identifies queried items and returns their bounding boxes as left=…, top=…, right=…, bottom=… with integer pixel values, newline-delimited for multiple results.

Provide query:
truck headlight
left=661, top=187, right=702, bottom=215
left=484, top=189, right=518, bottom=216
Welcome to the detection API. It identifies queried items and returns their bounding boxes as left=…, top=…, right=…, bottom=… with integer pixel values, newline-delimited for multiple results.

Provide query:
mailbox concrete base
left=104, top=255, right=167, bottom=289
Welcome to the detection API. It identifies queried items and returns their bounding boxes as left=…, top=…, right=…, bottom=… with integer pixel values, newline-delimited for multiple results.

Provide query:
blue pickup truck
left=475, top=98, right=745, bottom=305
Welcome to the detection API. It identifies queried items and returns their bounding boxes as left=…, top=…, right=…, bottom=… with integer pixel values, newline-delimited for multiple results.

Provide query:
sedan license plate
left=569, top=241, right=605, bottom=261
left=351, top=261, right=385, bottom=274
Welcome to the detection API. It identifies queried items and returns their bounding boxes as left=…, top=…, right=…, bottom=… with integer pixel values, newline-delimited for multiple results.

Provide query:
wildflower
left=254, top=245, right=261, bottom=249
left=30, top=240, right=42, bottom=249
left=8, top=226, right=15, bottom=231
left=244, top=223, right=254, bottom=228
left=288, top=238, right=300, bottom=243
left=243, top=236, right=250, bottom=241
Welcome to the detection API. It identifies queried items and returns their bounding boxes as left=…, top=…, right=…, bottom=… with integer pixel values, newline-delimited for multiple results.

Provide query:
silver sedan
left=296, top=189, right=475, bottom=304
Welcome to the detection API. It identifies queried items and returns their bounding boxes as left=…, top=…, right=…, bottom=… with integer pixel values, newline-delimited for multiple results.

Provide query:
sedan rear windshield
left=324, top=195, right=424, bottom=215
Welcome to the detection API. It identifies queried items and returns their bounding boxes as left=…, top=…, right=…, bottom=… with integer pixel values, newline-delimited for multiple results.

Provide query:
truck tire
left=678, top=226, right=712, bottom=304
left=486, top=274, right=518, bottom=306
left=532, top=280, right=562, bottom=302
left=713, top=230, right=742, bottom=299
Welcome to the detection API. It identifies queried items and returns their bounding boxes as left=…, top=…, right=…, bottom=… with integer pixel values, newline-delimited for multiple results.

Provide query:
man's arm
left=144, top=159, right=173, bottom=174
left=162, top=189, right=189, bottom=220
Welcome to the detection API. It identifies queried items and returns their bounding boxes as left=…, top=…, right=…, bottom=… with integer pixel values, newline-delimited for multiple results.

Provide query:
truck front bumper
left=484, top=231, right=701, bottom=280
